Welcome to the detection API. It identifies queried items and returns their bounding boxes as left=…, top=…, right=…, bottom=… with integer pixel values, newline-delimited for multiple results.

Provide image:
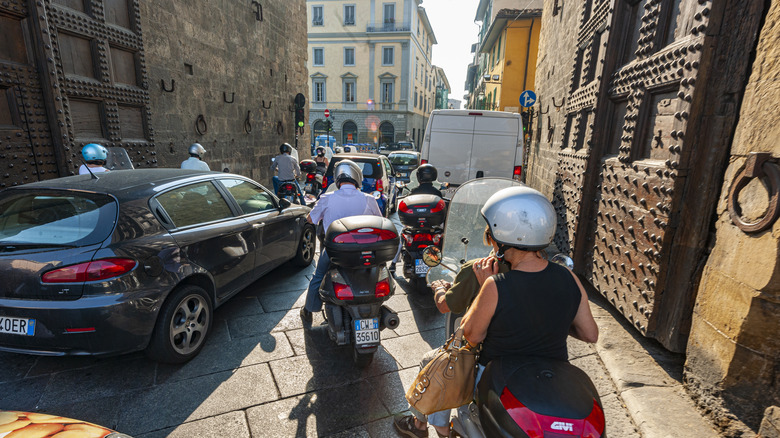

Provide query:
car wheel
left=145, top=285, right=212, bottom=364
left=293, top=223, right=316, bottom=266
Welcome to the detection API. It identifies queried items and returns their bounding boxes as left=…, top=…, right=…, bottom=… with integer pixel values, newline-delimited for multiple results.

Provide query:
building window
left=312, top=6, right=323, bottom=26
left=381, top=82, right=394, bottom=103
left=313, top=80, right=326, bottom=102
left=343, top=80, right=355, bottom=103
left=383, top=3, right=395, bottom=26
left=344, top=5, right=355, bottom=26
left=414, top=88, right=418, bottom=108
left=344, top=47, right=355, bottom=66
left=382, top=47, right=394, bottom=66
left=313, top=48, right=324, bottom=66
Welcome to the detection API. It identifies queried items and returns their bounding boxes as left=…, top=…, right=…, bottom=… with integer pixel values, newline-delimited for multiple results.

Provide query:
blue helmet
left=81, top=143, right=108, bottom=161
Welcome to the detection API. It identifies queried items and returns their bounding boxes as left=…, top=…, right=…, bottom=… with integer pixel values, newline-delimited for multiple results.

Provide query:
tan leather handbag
left=405, top=327, right=479, bottom=415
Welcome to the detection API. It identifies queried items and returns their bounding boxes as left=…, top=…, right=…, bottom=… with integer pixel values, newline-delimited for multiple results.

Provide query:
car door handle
left=252, top=223, right=264, bottom=229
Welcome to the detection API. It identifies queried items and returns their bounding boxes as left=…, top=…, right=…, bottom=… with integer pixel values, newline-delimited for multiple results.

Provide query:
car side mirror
left=278, top=198, right=292, bottom=209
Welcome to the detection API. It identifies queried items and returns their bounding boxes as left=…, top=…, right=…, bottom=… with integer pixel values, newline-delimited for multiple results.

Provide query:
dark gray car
left=388, top=151, right=421, bottom=183
left=0, top=169, right=315, bottom=363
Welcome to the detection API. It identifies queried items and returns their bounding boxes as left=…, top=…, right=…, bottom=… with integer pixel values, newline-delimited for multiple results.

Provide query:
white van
left=419, top=109, right=524, bottom=186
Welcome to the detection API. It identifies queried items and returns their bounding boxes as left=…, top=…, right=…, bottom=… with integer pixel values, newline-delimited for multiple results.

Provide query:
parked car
left=323, top=153, right=398, bottom=216
left=0, top=169, right=315, bottom=363
left=387, top=151, right=421, bottom=183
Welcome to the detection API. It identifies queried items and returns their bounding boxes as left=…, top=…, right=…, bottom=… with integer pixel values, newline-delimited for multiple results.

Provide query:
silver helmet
left=481, top=186, right=556, bottom=252
left=333, top=159, right=363, bottom=188
left=188, top=143, right=206, bottom=156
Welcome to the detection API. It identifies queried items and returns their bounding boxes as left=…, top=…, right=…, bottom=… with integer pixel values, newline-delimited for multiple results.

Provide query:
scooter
left=397, top=193, right=446, bottom=292
left=300, top=159, right=324, bottom=198
left=422, top=177, right=607, bottom=438
left=319, top=215, right=401, bottom=367
left=277, top=180, right=303, bottom=204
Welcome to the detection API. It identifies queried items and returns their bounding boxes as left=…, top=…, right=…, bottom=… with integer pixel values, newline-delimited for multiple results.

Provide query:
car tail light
left=322, top=176, right=329, bottom=188
left=306, top=173, right=316, bottom=182
left=513, top=166, right=523, bottom=181
left=333, top=228, right=397, bottom=244
left=500, top=387, right=604, bottom=438
left=375, top=178, right=384, bottom=192
left=421, top=159, right=428, bottom=165
left=375, top=279, right=390, bottom=298
left=431, top=199, right=446, bottom=213
left=398, top=200, right=413, bottom=214
left=42, top=258, right=137, bottom=283
left=334, top=282, right=354, bottom=300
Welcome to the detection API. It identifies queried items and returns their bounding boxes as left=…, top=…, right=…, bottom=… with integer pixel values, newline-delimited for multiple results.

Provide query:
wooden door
left=0, top=3, right=60, bottom=188
left=556, top=0, right=762, bottom=352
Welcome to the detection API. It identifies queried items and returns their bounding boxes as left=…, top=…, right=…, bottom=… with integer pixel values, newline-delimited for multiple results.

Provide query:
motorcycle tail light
left=500, top=388, right=545, bottom=437
left=333, top=282, right=354, bottom=300
left=421, top=159, right=428, bottom=165
left=398, top=200, right=412, bottom=214
left=430, top=199, right=446, bottom=213
left=582, top=400, right=605, bottom=438
left=375, top=279, right=390, bottom=298
left=306, top=173, right=316, bottom=182
left=501, top=387, right=603, bottom=438
left=333, top=228, right=397, bottom=244
left=42, top=258, right=137, bottom=283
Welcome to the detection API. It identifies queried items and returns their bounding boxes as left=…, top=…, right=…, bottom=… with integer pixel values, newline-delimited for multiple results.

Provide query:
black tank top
left=478, top=262, right=581, bottom=365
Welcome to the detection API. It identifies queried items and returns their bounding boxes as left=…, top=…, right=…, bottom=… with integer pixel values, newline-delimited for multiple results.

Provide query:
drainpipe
left=521, top=17, right=535, bottom=91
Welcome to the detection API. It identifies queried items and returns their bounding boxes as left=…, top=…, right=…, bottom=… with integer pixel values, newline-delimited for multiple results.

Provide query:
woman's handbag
left=405, top=327, right=479, bottom=415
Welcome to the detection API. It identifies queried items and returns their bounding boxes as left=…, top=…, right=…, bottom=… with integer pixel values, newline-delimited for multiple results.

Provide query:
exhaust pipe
left=380, top=305, right=400, bottom=330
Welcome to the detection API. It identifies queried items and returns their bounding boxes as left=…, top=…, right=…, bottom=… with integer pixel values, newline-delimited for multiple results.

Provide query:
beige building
left=306, top=0, right=437, bottom=149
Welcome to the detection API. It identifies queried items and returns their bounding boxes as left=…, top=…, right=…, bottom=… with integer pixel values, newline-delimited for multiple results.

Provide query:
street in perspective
left=1, top=0, right=779, bottom=437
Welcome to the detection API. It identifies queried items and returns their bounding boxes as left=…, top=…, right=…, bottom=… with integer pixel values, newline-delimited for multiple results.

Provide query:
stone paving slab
left=136, top=411, right=251, bottom=438
left=117, top=363, right=278, bottom=436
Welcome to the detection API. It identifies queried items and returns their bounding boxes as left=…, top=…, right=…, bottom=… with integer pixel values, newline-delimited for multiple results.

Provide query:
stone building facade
left=526, top=0, right=776, bottom=433
left=0, top=0, right=308, bottom=189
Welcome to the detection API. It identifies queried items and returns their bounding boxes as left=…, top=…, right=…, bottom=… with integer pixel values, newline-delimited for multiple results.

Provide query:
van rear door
left=469, top=115, right=521, bottom=180
left=427, top=113, right=476, bottom=185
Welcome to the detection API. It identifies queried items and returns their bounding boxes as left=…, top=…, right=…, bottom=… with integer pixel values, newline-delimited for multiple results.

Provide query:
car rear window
left=389, top=154, right=418, bottom=166
left=0, top=191, right=117, bottom=247
left=328, top=158, right=380, bottom=178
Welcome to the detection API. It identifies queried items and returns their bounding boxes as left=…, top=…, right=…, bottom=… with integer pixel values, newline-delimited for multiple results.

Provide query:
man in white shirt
left=270, top=143, right=305, bottom=204
left=181, top=143, right=210, bottom=171
left=301, top=159, right=382, bottom=322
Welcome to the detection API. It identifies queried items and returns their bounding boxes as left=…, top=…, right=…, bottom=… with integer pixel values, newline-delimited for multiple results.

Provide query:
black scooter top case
left=324, top=215, right=399, bottom=267
left=476, top=355, right=603, bottom=437
left=398, top=194, right=446, bottom=228
left=300, top=159, right=317, bottom=173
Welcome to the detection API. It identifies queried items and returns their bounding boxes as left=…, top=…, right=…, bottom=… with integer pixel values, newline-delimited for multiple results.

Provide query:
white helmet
left=334, top=159, right=363, bottom=188
left=188, top=143, right=206, bottom=156
left=481, top=186, right=556, bottom=252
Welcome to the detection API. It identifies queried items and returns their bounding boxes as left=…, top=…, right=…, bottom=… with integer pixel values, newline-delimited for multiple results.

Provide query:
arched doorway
left=342, top=121, right=358, bottom=144
left=379, top=121, right=395, bottom=146
left=312, top=120, right=327, bottom=148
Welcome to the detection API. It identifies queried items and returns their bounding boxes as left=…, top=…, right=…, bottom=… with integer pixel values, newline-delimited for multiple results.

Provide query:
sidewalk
left=586, top=289, right=721, bottom=438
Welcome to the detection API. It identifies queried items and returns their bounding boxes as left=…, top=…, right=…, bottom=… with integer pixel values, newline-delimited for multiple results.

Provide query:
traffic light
left=520, top=111, right=529, bottom=133
left=294, top=93, right=306, bottom=128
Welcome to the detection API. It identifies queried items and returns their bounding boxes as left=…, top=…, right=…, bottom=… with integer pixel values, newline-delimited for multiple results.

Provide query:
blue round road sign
left=519, top=90, right=537, bottom=108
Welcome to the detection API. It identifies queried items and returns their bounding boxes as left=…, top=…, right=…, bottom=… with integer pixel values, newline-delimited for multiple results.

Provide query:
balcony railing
left=367, top=22, right=411, bottom=32
left=312, top=19, right=323, bottom=26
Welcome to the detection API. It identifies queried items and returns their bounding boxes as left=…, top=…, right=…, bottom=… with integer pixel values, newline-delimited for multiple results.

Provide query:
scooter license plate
left=354, top=318, right=380, bottom=345
left=415, top=259, right=429, bottom=275
left=304, top=183, right=313, bottom=192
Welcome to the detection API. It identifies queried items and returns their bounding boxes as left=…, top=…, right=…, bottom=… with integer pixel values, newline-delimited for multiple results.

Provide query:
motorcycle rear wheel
left=353, top=348, right=374, bottom=368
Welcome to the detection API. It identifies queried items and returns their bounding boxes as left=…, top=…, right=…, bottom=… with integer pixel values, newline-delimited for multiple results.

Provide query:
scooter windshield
left=426, top=177, right=524, bottom=285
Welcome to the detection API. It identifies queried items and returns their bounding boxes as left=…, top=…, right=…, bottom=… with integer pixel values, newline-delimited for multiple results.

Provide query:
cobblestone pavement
left=0, top=213, right=641, bottom=437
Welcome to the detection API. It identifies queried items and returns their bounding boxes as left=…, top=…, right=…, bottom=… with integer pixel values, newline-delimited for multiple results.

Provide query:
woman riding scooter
left=394, top=186, right=599, bottom=438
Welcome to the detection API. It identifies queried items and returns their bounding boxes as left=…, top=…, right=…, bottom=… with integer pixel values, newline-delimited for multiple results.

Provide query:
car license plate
left=415, top=258, right=429, bottom=275
left=0, top=316, right=36, bottom=336
left=354, top=318, right=379, bottom=345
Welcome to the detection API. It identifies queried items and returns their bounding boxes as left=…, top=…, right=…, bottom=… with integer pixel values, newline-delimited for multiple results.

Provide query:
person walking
left=300, top=159, right=382, bottom=323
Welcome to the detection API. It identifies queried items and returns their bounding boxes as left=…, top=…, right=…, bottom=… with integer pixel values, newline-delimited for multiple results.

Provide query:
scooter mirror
left=422, top=246, right=443, bottom=267
left=550, top=253, right=574, bottom=270
left=371, top=190, right=382, bottom=199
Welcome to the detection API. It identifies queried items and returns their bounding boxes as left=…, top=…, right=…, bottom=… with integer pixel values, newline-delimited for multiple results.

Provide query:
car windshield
left=389, top=154, right=418, bottom=166
left=0, top=191, right=117, bottom=247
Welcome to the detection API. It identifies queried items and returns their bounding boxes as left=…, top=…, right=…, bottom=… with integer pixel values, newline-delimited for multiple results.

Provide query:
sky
left=423, top=0, right=481, bottom=107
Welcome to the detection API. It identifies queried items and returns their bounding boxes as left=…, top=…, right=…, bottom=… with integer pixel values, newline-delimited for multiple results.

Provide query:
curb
left=588, top=294, right=721, bottom=438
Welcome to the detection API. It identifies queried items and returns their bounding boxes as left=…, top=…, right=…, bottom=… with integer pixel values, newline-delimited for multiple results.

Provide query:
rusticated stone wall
left=685, top=1, right=780, bottom=433
left=140, top=0, right=309, bottom=185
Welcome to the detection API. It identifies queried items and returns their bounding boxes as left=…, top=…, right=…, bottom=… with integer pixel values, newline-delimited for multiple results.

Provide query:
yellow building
left=465, top=1, right=542, bottom=117
left=306, top=0, right=437, bottom=149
